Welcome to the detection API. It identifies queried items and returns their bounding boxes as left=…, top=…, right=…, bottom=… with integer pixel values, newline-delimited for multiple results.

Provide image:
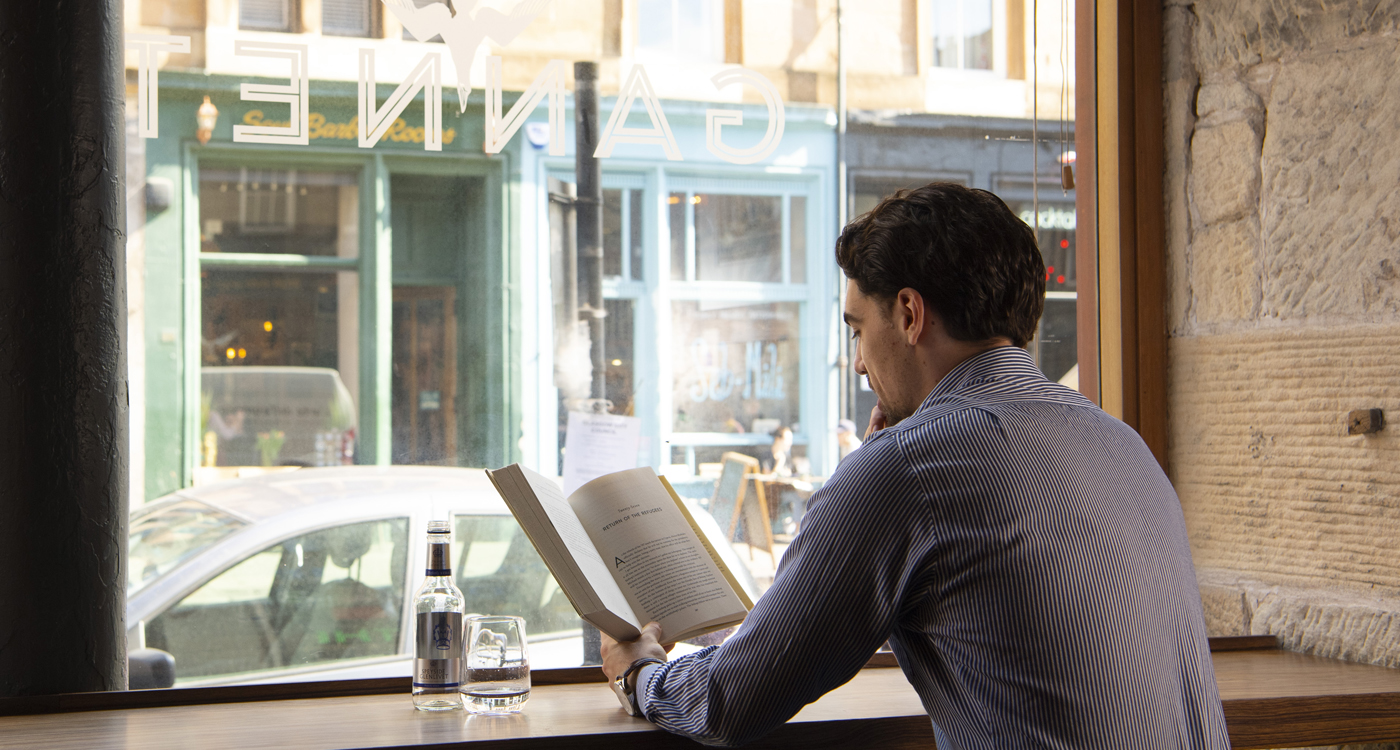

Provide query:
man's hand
left=600, top=621, right=671, bottom=690
left=865, top=401, right=888, bottom=439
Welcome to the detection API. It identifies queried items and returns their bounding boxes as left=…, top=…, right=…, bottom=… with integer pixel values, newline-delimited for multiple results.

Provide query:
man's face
left=844, top=279, right=921, bottom=426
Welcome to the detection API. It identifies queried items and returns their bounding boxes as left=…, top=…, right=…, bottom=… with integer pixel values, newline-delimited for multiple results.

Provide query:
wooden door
left=391, top=287, right=457, bottom=465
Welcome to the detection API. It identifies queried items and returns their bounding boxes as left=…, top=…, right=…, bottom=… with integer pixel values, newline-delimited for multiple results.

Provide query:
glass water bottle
left=413, top=520, right=465, bottom=711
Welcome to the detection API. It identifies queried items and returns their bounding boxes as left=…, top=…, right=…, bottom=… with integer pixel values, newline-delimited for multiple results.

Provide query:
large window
left=198, top=167, right=361, bottom=473
left=113, top=0, right=1076, bottom=688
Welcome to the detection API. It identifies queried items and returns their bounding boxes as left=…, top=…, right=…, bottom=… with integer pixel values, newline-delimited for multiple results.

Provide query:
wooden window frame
left=1074, top=0, right=1168, bottom=470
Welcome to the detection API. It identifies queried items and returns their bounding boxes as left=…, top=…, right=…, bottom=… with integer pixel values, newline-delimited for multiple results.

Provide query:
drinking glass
left=462, top=615, right=530, bottom=713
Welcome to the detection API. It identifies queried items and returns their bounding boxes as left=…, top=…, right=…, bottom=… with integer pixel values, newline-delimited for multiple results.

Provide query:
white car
left=126, top=466, right=754, bottom=687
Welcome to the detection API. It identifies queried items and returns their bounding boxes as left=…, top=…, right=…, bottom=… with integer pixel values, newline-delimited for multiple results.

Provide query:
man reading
left=602, top=183, right=1229, bottom=748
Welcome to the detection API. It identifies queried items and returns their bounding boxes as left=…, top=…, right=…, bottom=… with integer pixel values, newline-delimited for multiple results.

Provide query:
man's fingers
left=866, top=401, right=887, bottom=438
left=641, top=621, right=665, bottom=643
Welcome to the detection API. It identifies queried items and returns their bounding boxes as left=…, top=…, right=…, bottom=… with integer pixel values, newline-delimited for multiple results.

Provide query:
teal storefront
left=140, top=70, right=838, bottom=501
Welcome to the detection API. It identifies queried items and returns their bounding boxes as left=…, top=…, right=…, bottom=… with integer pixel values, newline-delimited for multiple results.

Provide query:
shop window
left=1014, top=203, right=1076, bottom=292
left=146, top=519, right=407, bottom=681
left=605, top=299, right=635, bottom=415
left=603, top=189, right=644, bottom=281
left=671, top=301, right=800, bottom=435
left=200, top=271, right=357, bottom=468
left=240, top=0, right=294, bottom=32
left=636, top=0, right=724, bottom=64
left=668, top=191, right=804, bottom=284
left=930, top=0, right=994, bottom=71
left=1012, top=201, right=1077, bottom=384
left=695, top=194, right=783, bottom=283
left=789, top=196, right=807, bottom=284
left=197, top=166, right=361, bottom=473
left=323, top=0, right=376, bottom=37
left=669, top=192, right=687, bottom=281
left=200, top=169, right=360, bottom=257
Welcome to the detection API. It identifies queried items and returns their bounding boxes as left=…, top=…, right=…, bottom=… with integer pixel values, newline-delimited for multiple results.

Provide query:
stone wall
left=1165, top=0, right=1400, bottom=731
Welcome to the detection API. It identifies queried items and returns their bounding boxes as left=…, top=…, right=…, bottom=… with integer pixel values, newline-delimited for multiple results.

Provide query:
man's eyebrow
left=843, top=312, right=860, bottom=326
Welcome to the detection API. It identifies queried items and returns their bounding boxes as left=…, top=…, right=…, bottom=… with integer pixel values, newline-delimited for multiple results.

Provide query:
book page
left=569, top=468, right=748, bottom=642
left=490, top=466, right=640, bottom=636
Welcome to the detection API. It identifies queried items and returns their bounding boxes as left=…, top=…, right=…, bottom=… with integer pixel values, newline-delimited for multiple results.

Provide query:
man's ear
left=896, top=288, right=928, bottom=346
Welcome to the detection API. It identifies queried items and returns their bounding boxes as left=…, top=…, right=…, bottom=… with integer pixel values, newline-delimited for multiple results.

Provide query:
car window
left=129, top=499, right=247, bottom=596
left=453, top=515, right=582, bottom=639
left=147, top=518, right=408, bottom=681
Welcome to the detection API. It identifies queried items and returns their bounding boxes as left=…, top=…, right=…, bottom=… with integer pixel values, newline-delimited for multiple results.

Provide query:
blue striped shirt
left=638, top=346, right=1229, bottom=748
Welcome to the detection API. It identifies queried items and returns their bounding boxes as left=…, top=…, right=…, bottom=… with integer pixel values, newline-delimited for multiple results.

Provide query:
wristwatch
left=615, top=657, right=666, bottom=716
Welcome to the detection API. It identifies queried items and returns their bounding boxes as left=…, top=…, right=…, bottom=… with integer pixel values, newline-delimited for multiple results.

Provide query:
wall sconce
left=196, top=96, right=218, bottom=145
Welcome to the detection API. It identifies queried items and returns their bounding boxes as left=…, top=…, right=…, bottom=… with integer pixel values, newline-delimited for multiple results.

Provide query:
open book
left=486, top=464, right=754, bottom=643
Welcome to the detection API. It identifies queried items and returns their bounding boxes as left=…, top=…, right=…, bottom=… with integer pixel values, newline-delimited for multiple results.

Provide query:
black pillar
left=0, top=0, right=129, bottom=696
left=574, top=62, right=606, bottom=403
left=574, top=62, right=606, bottom=665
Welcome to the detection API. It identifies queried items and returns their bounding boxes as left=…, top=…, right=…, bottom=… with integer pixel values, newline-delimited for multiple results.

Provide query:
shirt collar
left=916, top=345, right=1041, bottom=411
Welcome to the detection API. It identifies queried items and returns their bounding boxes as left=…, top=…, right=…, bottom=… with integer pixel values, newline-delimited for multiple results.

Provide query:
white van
left=202, top=366, right=356, bottom=468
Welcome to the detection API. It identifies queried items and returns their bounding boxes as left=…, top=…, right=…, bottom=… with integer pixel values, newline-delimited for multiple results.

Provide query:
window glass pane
left=629, top=189, right=644, bottom=281
left=146, top=519, right=408, bottom=682
left=695, top=194, right=782, bottom=283
left=602, top=188, right=623, bottom=277
left=789, top=196, right=806, bottom=284
left=453, top=516, right=583, bottom=647
left=964, top=0, right=994, bottom=70
left=672, top=301, right=800, bottom=434
left=323, top=0, right=372, bottom=36
left=606, top=299, right=635, bottom=415
left=929, top=0, right=961, bottom=68
left=200, top=169, right=359, bottom=257
left=129, top=500, right=247, bottom=596
left=119, top=0, right=1079, bottom=689
left=669, top=192, right=686, bottom=280
left=201, top=271, right=357, bottom=468
left=240, top=0, right=290, bottom=31
left=1015, top=203, right=1077, bottom=291
left=1037, top=297, right=1078, bottom=385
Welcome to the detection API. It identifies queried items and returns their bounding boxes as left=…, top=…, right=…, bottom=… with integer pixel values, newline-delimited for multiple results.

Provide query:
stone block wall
left=1165, top=0, right=1400, bottom=716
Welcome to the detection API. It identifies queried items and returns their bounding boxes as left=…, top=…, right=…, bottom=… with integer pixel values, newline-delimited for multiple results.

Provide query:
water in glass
left=463, top=615, right=530, bottom=713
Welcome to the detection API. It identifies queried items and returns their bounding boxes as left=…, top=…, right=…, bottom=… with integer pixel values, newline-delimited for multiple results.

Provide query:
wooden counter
left=3, top=646, right=1400, bottom=749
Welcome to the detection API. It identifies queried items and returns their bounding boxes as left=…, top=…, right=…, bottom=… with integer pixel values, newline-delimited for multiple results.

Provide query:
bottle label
left=426, top=541, right=451, bottom=576
left=414, top=611, right=462, bottom=687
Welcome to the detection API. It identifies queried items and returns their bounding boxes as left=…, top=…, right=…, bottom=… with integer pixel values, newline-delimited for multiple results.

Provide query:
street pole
left=573, top=61, right=605, bottom=665
left=575, top=62, right=606, bottom=404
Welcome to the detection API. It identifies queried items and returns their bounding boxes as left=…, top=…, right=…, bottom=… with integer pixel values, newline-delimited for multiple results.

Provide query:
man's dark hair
left=835, top=182, right=1045, bottom=348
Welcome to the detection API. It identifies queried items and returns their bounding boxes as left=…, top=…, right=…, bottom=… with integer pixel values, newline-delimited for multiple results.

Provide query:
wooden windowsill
left=3, top=640, right=1400, bottom=749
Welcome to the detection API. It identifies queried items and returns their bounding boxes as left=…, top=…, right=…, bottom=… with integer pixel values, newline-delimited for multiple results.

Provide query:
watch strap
left=614, top=657, right=665, bottom=716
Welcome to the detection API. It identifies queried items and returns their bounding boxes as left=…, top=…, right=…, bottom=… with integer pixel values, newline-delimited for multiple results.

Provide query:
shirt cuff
left=635, top=662, right=663, bottom=716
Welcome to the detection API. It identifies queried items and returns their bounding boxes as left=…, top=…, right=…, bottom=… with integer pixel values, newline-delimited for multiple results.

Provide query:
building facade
left=124, top=0, right=1074, bottom=502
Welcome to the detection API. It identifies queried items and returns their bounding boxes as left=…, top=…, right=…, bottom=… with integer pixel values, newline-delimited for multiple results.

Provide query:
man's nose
left=852, top=343, right=866, bottom=375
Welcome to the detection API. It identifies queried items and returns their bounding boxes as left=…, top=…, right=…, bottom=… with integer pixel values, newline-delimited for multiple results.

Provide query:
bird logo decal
left=380, top=0, right=554, bottom=113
